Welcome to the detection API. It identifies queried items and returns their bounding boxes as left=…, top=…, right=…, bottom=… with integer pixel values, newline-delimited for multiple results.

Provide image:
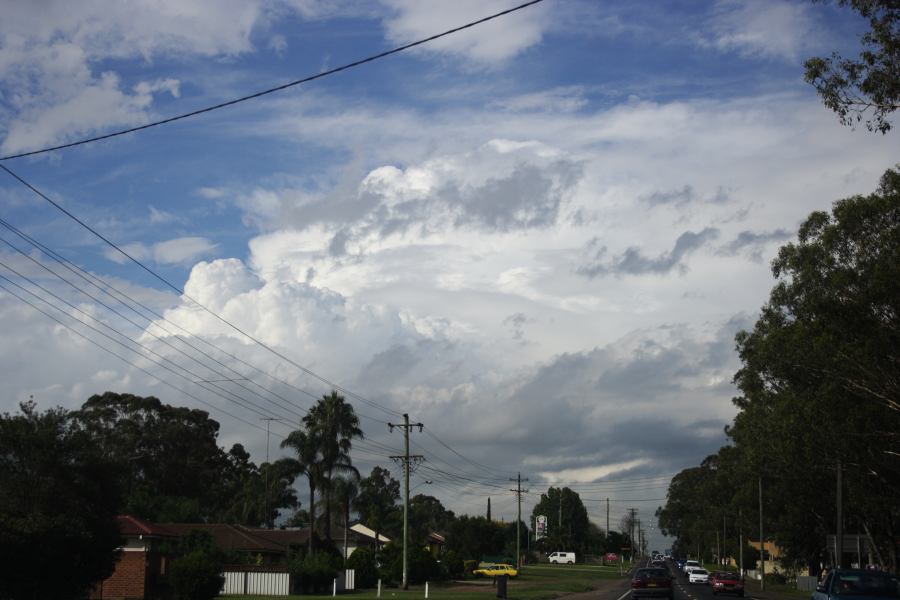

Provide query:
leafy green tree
left=733, top=168, right=900, bottom=570
left=660, top=170, right=900, bottom=573
left=805, top=1, right=900, bottom=133
left=72, top=391, right=297, bottom=524
left=445, top=515, right=505, bottom=561
left=354, top=466, right=401, bottom=543
left=530, top=487, right=591, bottom=555
left=409, top=493, right=455, bottom=546
left=0, top=401, right=122, bottom=600
left=169, top=531, right=225, bottom=600
left=345, top=546, right=379, bottom=588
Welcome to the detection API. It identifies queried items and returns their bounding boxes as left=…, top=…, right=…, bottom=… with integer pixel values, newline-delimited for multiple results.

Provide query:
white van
left=548, top=551, right=576, bottom=564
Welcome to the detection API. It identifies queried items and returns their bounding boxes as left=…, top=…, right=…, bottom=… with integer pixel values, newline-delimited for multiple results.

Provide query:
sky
left=0, top=0, right=897, bottom=551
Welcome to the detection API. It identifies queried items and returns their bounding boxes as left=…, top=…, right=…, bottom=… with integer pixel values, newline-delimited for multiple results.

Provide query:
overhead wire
left=0, top=234, right=309, bottom=421
left=0, top=0, right=546, bottom=162
left=0, top=258, right=301, bottom=426
left=0, top=163, right=403, bottom=419
left=0, top=277, right=271, bottom=435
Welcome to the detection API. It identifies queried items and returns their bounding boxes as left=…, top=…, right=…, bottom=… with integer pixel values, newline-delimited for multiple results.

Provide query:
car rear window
left=636, top=569, right=669, bottom=578
left=835, top=573, right=900, bottom=597
left=694, top=570, right=708, bottom=575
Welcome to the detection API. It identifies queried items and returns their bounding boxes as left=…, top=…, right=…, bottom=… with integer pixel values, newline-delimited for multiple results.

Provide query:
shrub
left=377, top=543, right=440, bottom=585
left=346, top=546, right=380, bottom=589
left=169, top=550, right=225, bottom=600
left=441, top=550, right=465, bottom=579
left=289, top=551, right=341, bottom=594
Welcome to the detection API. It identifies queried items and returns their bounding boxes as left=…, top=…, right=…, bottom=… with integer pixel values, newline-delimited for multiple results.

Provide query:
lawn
left=219, top=563, right=630, bottom=600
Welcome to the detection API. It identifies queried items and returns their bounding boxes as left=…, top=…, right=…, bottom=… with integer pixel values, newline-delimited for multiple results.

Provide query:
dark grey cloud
left=640, top=185, right=731, bottom=206
left=718, top=228, right=793, bottom=261
left=452, top=161, right=583, bottom=231
left=503, top=312, right=532, bottom=342
left=577, top=227, right=720, bottom=278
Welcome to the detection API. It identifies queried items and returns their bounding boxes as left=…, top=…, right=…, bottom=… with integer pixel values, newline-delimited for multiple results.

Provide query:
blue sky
left=1, top=0, right=897, bottom=542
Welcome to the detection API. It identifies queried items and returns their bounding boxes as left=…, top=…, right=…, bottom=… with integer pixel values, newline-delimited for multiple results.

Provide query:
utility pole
left=759, top=475, right=765, bottom=591
left=628, top=508, right=637, bottom=562
left=606, top=498, right=610, bottom=540
left=260, top=417, right=280, bottom=528
left=389, top=414, right=423, bottom=590
left=723, top=513, right=727, bottom=567
left=739, top=508, right=744, bottom=577
left=637, top=518, right=641, bottom=558
left=510, top=473, right=529, bottom=568
left=716, top=529, right=720, bottom=566
left=836, top=459, right=843, bottom=568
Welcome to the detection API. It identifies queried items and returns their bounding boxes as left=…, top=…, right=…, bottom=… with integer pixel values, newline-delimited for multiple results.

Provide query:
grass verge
left=219, top=563, right=630, bottom=600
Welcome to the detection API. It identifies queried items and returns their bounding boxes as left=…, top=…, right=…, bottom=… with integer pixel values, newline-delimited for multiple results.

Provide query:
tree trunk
left=309, top=479, right=317, bottom=554
left=324, top=475, right=333, bottom=542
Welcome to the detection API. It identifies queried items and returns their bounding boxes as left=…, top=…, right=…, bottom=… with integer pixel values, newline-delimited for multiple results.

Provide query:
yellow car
left=473, top=564, right=519, bottom=578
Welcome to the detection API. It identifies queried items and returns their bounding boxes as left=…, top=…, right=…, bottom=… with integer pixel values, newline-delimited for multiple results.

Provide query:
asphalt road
left=615, top=560, right=752, bottom=600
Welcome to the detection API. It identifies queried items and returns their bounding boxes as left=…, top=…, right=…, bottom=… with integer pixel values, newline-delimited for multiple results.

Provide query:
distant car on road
left=711, top=572, right=744, bottom=596
left=689, top=569, right=710, bottom=584
left=548, top=551, right=576, bottom=564
left=683, top=560, right=701, bottom=573
left=632, top=567, right=675, bottom=600
left=675, top=559, right=686, bottom=571
left=473, top=564, right=518, bottom=578
left=812, top=568, right=900, bottom=600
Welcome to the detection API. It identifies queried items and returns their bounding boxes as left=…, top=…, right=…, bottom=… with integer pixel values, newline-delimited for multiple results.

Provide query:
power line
left=0, top=277, right=272, bottom=435
left=0, top=163, right=402, bottom=419
left=0, top=0, right=546, bottom=162
left=0, top=259, right=300, bottom=425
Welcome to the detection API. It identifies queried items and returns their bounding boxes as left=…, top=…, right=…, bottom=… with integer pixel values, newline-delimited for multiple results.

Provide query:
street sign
left=536, top=515, right=547, bottom=540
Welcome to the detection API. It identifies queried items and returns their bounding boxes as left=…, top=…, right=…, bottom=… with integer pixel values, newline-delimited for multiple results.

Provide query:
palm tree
left=303, top=391, right=363, bottom=542
left=279, top=430, right=322, bottom=553
left=331, top=476, right=360, bottom=559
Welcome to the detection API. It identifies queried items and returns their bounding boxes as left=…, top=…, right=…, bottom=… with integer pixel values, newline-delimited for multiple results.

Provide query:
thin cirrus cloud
left=103, top=236, right=218, bottom=266
left=701, top=0, right=822, bottom=62
left=380, top=0, right=550, bottom=65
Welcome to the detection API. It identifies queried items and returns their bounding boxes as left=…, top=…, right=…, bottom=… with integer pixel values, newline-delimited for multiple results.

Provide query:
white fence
left=221, top=568, right=356, bottom=596
left=222, top=570, right=290, bottom=596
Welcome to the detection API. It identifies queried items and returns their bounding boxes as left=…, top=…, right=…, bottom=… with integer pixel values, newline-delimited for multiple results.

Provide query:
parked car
left=689, top=569, right=710, bottom=584
left=473, top=564, right=518, bottom=578
left=711, top=571, right=745, bottom=596
left=683, top=560, right=701, bottom=573
left=812, top=569, right=900, bottom=600
left=632, top=567, right=675, bottom=600
left=548, top=551, right=576, bottom=564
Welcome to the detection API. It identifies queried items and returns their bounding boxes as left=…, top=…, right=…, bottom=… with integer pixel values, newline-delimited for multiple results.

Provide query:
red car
left=632, top=567, right=674, bottom=600
left=710, top=572, right=745, bottom=597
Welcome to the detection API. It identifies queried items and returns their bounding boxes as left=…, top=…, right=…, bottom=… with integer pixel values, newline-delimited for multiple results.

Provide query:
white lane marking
left=615, top=590, right=632, bottom=600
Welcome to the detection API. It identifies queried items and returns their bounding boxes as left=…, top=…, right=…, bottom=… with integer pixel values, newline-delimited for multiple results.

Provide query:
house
left=90, top=515, right=178, bottom=600
left=347, top=523, right=391, bottom=557
left=161, top=523, right=305, bottom=564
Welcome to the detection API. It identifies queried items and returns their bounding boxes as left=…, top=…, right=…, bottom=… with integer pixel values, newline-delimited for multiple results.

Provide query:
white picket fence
left=222, top=570, right=290, bottom=596
left=221, top=568, right=356, bottom=596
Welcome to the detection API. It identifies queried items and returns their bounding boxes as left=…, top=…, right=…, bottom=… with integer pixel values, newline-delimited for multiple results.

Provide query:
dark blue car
left=812, top=569, right=900, bottom=600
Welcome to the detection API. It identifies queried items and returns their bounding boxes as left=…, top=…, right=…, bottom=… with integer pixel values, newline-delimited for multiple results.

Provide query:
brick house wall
left=90, top=550, right=147, bottom=600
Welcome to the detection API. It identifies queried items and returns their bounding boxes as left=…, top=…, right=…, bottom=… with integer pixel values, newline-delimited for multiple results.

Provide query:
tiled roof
left=117, top=515, right=178, bottom=538
left=161, top=523, right=289, bottom=554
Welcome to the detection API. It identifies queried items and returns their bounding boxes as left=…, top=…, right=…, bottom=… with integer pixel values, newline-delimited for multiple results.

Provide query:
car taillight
left=632, top=580, right=645, bottom=588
